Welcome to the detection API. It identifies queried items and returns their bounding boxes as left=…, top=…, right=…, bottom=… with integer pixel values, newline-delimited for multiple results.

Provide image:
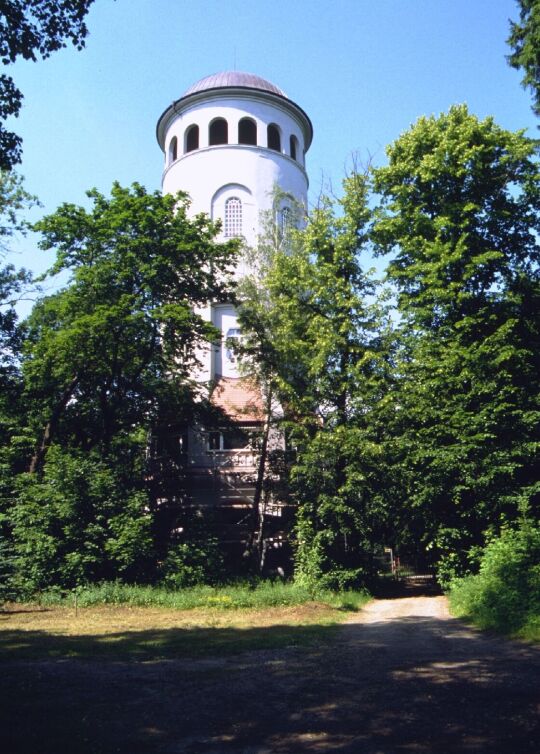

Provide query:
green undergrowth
left=448, top=523, right=540, bottom=642
left=29, top=580, right=370, bottom=612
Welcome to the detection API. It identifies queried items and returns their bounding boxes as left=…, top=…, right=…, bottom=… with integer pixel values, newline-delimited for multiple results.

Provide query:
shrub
left=9, top=445, right=154, bottom=594
left=449, top=522, right=540, bottom=637
left=159, top=537, right=224, bottom=589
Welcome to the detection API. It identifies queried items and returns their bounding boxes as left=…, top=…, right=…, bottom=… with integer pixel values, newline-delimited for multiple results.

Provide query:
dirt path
left=348, top=594, right=450, bottom=623
left=2, top=596, right=539, bottom=753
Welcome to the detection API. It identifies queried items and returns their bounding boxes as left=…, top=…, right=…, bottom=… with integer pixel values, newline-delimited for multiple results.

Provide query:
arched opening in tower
left=267, top=124, right=281, bottom=152
left=185, top=124, right=199, bottom=152
left=290, top=135, right=299, bottom=161
left=168, top=136, right=178, bottom=163
left=209, top=118, right=228, bottom=145
left=238, top=117, right=257, bottom=145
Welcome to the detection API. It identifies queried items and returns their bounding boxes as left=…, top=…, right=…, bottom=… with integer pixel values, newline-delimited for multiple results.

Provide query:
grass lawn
left=0, top=600, right=359, bottom=660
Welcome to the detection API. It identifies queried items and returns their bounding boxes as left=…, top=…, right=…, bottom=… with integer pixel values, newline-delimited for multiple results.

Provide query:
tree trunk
left=249, top=387, right=273, bottom=570
left=29, top=375, right=79, bottom=475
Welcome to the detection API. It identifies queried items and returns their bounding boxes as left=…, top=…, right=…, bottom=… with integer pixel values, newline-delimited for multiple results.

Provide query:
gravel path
left=348, top=594, right=450, bottom=623
left=2, top=596, right=539, bottom=753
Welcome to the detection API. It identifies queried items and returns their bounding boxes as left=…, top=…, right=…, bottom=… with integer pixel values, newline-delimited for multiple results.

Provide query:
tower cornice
left=156, top=86, right=313, bottom=153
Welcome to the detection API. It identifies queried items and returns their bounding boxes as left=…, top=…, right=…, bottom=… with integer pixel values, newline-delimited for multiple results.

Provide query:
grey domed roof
left=183, top=71, right=287, bottom=98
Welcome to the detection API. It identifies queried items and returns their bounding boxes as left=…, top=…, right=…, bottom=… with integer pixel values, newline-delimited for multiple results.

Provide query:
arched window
left=224, top=197, right=242, bottom=237
left=185, top=124, right=199, bottom=153
left=209, top=118, right=228, bottom=145
left=238, top=117, right=257, bottom=145
left=280, top=206, right=292, bottom=234
left=290, top=135, right=299, bottom=161
left=225, top=327, right=242, bottom=363
left=267, top=124, right=281, bottom=152
left=169, top=136, right=178, bottom=164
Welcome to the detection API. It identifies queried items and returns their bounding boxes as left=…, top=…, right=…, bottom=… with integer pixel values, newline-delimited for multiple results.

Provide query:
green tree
left=372, top=105, right=540, bottom=580
left=240, top=174, right=393, bottom=588
left=24, top=182, right=237, bottom=474
left=0, top=170, right=36, bottom=388
left=449, top=521, right=540, bottom=635
left=507, top=0, right=540, bottom=118
left=0, top=0, right=94, bottom=169
left=0, top=169, right=37, bottom=249
left=4, top=183, right=238, bottom=592
left=235, top=190, right=306, bottom=569
left=11, top=444, right=154, bottom=593
left=0, top=170, right=39, bottom=598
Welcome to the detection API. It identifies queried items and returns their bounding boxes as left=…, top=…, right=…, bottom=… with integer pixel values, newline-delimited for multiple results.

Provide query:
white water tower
left=156, top=71, right=313, bottom=382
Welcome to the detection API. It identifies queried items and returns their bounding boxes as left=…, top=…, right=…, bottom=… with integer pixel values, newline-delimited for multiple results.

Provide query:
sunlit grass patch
left=0, top=592, right=369, bottom=660
left=26, top=580, right=370, bottom=612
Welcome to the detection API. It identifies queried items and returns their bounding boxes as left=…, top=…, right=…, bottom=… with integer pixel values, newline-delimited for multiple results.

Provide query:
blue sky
left=5, top=0, right=536, bottom=283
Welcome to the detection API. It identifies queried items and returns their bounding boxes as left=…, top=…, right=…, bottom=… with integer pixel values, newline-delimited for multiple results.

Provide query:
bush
left=0, top=532, right=16, bottom=603
left=9, top=445, right=154, bottom=594
left=294, top=517, right=370, bottom=592
left=159, top=537, right=224, bottom=589
left=449, top=522, right=540, bottom=638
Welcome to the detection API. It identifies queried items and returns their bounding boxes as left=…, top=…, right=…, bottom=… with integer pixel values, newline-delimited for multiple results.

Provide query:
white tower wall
left=161, top=95, right=309, bottom=250
left=156, top=72, right=312, bottom=382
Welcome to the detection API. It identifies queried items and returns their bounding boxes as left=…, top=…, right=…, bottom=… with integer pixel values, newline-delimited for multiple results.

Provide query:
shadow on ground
left=0, top=621, right=339, bottom=661
left=1, top=611, right=539, bottom=753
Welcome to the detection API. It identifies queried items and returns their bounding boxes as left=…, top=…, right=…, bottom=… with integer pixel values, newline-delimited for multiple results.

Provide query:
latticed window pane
left=280, top=206, right=291, bottom=234
left=224, top=197, right=242, bottom=237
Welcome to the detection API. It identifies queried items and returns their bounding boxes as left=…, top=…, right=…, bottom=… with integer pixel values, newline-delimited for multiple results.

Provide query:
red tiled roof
left=210, top=376, right=265, bottom=422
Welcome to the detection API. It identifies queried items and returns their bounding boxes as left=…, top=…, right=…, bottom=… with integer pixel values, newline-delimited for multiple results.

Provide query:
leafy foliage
left=240, top=174, right=394, bottom=588
left=0, top=172, right=39, bottom=599
left=0, top=170, right=36, bottom=381
left=10, top=444, right=154, bottom=594
left=0, top=172, right=37, bottom=467
left=159, top=539, right=224, bottom=589
left=0, top=169, right=38, bottom=251
left=0, top=0, right=95, bottom=169
left=0, top=531, right=16, bottom=602
left=507, top=0, right=540, bottom=118
left=2, top=181, right=238, bottom=594
left=372, top=105, right=540, bottom=578
left=24, top=182, right=237, bottom=473
left=449, top=522, right=540, bottom=637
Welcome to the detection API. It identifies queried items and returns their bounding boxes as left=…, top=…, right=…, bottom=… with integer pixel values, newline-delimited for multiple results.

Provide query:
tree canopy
left=372, top=104, right=540, bottom=581
left=0, top=0, right=94, bottom=169
left=1, top=181, right=239, bottom=592
left=507, top=0, right=540, bottom=118
left=25, top=182, right=237, bottom=472
left=239, top=174, right=394, bottom=588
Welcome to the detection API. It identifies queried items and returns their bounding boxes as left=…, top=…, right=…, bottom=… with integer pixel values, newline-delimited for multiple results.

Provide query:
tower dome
left=183, top=71, right=287, bottom=98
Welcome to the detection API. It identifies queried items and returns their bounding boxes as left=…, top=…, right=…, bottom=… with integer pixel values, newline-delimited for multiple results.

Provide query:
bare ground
left=2, top=595, right=539, bottom=753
